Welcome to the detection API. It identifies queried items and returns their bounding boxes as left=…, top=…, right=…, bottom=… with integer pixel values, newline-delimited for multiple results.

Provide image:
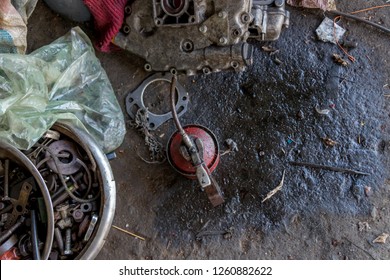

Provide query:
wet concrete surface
left=28, top=0, right=390, bottom=259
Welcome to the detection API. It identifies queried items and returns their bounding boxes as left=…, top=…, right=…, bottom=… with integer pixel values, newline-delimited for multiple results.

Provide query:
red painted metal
left=167, top=125, right=219, bottom=179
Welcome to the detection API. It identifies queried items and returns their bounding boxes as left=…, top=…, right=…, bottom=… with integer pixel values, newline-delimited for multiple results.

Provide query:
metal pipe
left=30, top=210, right=41, bottom=260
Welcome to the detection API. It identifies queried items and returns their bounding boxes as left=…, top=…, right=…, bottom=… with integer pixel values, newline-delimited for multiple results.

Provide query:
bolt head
left=63, top=250, right=73, bottom=256
left=219, top=37, right=227, bottom=44
left=218, top=11, right=227, bottom=18
left=275, top=0, right=284, bottom=7
left=199, top=25, right=207, bottom=33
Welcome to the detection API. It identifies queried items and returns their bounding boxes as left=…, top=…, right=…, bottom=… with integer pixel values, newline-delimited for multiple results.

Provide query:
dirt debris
left=322, top=137, right=338, bottom=147
left=332, top=54, right=349, bottom=66
left=358, top=222, right=371, bottom=232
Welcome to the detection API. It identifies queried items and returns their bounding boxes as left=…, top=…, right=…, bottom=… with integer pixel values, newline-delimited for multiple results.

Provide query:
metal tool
left=83, top=214, right=98, bottom=243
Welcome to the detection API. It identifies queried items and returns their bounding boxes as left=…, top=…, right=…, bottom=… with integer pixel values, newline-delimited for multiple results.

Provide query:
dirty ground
left=27, top=0, right=390, bottom=260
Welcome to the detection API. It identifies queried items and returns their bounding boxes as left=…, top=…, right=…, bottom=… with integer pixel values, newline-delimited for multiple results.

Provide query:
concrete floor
left=28, top=0, right=390, bottom=259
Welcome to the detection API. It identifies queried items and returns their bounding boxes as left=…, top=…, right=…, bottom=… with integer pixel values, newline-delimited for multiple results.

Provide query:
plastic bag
left=0, top=0, right=28, bottom=54
left=0, top=27, right=126, bottom=153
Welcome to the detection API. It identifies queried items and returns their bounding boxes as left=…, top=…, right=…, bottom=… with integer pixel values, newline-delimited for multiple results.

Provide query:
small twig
left=262, top=170, right=286, bottom=203
left=112, top=225, right=146, bottom=241
left=344, top=238, right=376, bottom=260
left=290, top=161, right=370, bottom=176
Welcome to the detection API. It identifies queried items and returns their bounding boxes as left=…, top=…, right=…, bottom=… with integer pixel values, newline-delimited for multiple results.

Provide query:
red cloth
left=83, top=0, right=128, bottom=52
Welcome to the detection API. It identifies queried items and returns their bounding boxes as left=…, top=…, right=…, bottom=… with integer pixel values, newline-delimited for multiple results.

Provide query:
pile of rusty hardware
left=0, top=125, right=103, bottom=260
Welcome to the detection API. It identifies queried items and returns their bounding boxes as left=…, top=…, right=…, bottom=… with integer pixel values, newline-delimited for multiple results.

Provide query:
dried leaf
left=332, top=54, right=348, bottom=66
left=373, top=233, right=389, bottom=244
left=322, top=137, right=337, bottom=147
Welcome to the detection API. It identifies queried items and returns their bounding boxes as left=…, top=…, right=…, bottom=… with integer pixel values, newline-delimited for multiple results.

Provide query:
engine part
left=168, top=125, right=220, bottom=178
left=126, top=73, right=189, bottom=130
left=114, top=0, right=289, bottom=75
left=167, top=76, right=224, bottom=206
left=46, top=140, right=82, bottom=175
left=249, top=0, right=290, bottom=41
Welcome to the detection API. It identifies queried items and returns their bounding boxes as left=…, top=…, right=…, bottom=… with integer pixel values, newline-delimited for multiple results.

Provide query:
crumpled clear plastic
left=0, top=27, right=126, bottom=153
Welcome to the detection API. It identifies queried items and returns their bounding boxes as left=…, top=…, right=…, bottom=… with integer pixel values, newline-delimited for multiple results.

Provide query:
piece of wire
left=328, top=4, right=390, bottom=62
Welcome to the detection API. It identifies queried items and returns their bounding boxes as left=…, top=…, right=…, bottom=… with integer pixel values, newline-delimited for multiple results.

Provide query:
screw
left=54, top=228, right=64, bottom=255
left=199, top=25, right=207, bottom=33
left=64, top=228, right=73, bottom=256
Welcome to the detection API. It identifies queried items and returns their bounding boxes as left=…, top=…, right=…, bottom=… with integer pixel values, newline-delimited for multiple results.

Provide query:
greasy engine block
left=114, top=0, right=289, bottom=75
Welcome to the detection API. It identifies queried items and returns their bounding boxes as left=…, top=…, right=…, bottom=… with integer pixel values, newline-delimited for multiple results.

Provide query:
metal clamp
left=125, top=73, right=189, bottom=130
